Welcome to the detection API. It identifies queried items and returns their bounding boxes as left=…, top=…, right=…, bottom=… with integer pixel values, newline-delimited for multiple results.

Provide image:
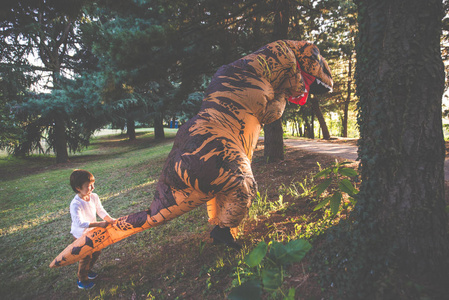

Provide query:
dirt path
left=284, top=138, right=357, bottom=161
left=284, top=138, right=449, bottom=180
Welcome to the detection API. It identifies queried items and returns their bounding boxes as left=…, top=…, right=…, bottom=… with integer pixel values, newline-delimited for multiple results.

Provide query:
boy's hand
left=99, top=221, right=109, bottom=228
left=89, top=221, right=109, bottom=228
left=104, top=216, right=117, bottom=224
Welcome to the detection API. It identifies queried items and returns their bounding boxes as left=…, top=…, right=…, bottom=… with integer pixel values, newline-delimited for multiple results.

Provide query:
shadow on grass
left=0, top=132, right=175, bottom=182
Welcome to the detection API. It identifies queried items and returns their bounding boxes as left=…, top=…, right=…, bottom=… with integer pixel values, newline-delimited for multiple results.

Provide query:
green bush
left=229, top=239, right=312, bottom=300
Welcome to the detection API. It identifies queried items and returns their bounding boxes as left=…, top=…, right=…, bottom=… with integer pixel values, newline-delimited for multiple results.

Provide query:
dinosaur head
left=285, top=40, right=333, bottom=105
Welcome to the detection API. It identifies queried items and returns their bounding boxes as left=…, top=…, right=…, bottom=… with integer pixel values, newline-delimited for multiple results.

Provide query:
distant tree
left=263, top=0, right=290, bottom=163
left=313, top=1, right=449, bottom=298
left=1, top=0, right=88, bottom=162
left=325, top=0, right=357, bottom=137
left=81, top=0, right=186, bottom=140
left=0, top=63, right=36, bottom=151
left=309, top=95, right=330, bottom=139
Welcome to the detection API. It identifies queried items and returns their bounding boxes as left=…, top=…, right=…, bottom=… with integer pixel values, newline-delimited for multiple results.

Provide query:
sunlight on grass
left=101, top=179, right=157, bottom=201
left=0, top=180, right=157, bottom=237
left=0, top=129, right=178, bottom=299
left=0, top=128, right=349, bottom=299
left=0, top=208, right=67, bottom=236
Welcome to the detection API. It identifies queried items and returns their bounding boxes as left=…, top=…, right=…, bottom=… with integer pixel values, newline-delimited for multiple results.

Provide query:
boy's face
left=76, top=180, right=95, bottom=199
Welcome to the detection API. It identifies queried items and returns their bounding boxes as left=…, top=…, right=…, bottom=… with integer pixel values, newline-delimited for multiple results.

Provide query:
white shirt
left=70, top=193, right=110, bottom=238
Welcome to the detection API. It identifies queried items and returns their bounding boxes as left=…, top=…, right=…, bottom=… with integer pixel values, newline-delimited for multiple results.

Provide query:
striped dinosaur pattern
left=50, top=40, right=332, bottom=268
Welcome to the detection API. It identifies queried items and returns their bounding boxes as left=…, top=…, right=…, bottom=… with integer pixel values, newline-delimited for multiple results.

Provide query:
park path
left=283, top=138, right=449, bottom=180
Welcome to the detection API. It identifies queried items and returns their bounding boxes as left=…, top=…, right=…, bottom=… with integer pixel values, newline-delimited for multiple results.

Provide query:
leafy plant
left=249, top=191, right=288, bottom=220
left=312, top=161, right=359, bottom=215
left=279, top=175, right=315, bottom=198
left=228, top=239, right=312, bottom=300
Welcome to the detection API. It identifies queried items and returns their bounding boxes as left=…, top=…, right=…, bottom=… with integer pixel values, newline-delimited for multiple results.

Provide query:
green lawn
left=0, top=129, right=212, bottom=299
left=0, top=129, right=343, bottom=300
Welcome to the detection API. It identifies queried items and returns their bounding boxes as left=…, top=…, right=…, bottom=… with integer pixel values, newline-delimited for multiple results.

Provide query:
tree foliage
left=1, top=0, right=365, bottom=160
left=0, top=0, right=89, bottom=161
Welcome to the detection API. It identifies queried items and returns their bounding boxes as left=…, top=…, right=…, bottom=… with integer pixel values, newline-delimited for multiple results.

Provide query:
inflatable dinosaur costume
left=50, top=40, right=332, bottom=268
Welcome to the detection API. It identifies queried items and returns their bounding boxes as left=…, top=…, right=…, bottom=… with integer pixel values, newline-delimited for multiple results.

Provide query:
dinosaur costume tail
left=50, top=189, right=241, bottom=268
left=50, top=195, right=202, bottom=268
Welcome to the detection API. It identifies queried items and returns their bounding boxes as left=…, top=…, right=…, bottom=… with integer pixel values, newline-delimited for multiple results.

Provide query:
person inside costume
left=50, top=40, right=333, bottom=268
left=69, top=169, right=116, bottom=289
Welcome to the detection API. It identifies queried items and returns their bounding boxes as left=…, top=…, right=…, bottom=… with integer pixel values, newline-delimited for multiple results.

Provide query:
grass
left=0, top=129, right=347, bottom=299
left=0, top=129, right=188, bottom=299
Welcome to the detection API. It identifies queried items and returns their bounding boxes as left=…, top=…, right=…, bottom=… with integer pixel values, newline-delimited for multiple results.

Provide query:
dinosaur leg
left=208, top=174, right=256, bottom=250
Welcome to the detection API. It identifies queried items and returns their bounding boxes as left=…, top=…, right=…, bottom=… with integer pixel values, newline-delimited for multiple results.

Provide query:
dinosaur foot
left=210, top=225, right=242, bottom=250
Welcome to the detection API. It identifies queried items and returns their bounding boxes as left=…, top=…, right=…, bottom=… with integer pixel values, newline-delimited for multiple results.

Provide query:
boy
left=69, top=169, right=116, bottom=290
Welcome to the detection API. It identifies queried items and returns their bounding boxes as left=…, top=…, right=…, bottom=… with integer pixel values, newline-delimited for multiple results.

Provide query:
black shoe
left=210, top=225, right=242, bottom=250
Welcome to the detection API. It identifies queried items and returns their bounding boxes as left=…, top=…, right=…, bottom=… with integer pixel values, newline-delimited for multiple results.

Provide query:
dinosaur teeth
left=316, top=78, right=333, bottom=92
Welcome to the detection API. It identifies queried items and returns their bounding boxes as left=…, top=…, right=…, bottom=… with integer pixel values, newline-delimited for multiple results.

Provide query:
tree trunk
left=54, top=114, right=69, bottom=163
left=310, top=96, right=330, bottom=139
left=309, top=109, right=314, bottom=139
left=154, top=112, right=165, bottom=139
left=126, top=116, right=136, bottom=141
left=263, top=0, right=290, bottom=163
left=273, top=0, right=290, bottom=39
left=263, top=118, right=284, bottom=162
left=303, top=118, right=310, bottom=138
left=320, top=0, right=449, bottom=297
left=342, top=53, right=352, bottom=137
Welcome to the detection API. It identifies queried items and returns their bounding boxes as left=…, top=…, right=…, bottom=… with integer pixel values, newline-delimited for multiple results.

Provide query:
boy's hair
left=70, top=169, right=95, bottom=193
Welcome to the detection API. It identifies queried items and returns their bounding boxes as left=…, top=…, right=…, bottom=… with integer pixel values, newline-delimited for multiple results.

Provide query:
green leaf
left=269, top=239, right=312, bottom=265
left=312, top=178, right=332, bottom=197
left=244, top=241, right=268, bottom=268
left=282, top=239, right=312, bottom=263
left=262, top=268, right=283, bottom=291
left=228, top=280, right=262, bottom=300
left=338, top=167, right=358, bottom=177
left=330, top=192, right=342, bottom=215
left=268, top=241, right=287, bottom=263
left=284, top=288, right=296, bottom=300
left=313, top=197, right=331, bottom=211
left=338, top=178, right=356, bottom=195
left=349, top=197, right=357, bottom=205
left=332, top=166, right=339, bottom=174
left=313, top=168, right=332, bottom=179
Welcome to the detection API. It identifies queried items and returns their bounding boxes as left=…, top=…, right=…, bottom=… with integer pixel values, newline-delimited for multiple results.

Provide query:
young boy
left=69, top=169, right=116, bottom=290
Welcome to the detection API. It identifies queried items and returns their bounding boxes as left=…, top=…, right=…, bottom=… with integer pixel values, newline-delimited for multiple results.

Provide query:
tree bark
left=263, top=118, right=284, bottom=162
left=154, top=112, right=165, bottom=139
left=309, top=109, right=314, bottom=139
left=54, top=113, right=69, bottom=163
left=263, top=0, right=290, bottom=163
left=331, top=0, right=449, bottom=297
left=310, top=96, right=330, bottom=139
left=52, top=70, right=69, bottom=164
left=126, top=116, right=136, bottom=141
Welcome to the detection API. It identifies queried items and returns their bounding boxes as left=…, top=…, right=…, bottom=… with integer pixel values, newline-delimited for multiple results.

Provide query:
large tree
left=313, top=0, right=449, bottom=298
left=1, top=0, right=88, bottom=163
left=263, top=0, right=290, bottom=162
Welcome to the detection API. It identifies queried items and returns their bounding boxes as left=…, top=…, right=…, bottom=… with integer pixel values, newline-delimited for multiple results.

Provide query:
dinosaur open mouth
left=288, top=62, right=333, bottom=105
left=310, top=77, right=333, bottom=94
left=287, top=67, right=315, bottom=106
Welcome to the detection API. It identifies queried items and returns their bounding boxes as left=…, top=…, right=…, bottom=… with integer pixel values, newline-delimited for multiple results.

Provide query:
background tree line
left=1, top=1, right=448, bottom=299
left=0, top=0, right=359, bottom=163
